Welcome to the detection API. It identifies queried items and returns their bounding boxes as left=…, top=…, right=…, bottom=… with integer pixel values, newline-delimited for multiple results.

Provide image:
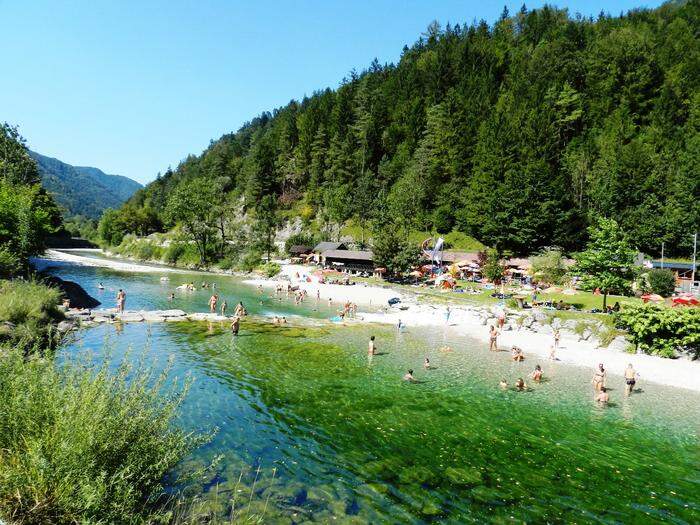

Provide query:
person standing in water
left=403, top=369, right=415, bottom=382
left=230, top=316, right=240, bottom=336
left=488, top=325, right=499, bottom=351
left=220, top=299, right=228, bottom=317
left=591, top=363, right=606, bottom=392
left=116, top=289, right=126, bottom=313
left=553, top=328, right=561, bottom=350
left=209, top=294, right=218, bottom=313
left=624, top=363, right=638, bottom=396
left=444, top=306, right=451, bottom=324
left=368, top=336, right=376, bottom=356
left=424, top=357, right=430, bottom=369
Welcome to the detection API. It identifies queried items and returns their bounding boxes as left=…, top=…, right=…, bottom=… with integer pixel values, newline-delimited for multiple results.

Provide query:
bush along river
left=45, top=255, right=699, bottom=524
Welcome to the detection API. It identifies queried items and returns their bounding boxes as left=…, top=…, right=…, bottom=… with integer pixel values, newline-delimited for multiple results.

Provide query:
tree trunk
left=603, top=292, right=608, bottom=310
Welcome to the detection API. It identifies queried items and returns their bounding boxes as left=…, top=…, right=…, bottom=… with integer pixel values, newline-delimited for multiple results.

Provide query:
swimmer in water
left=403, top=369, right=415, bottom=382
left=515, top=378, right=527, bottom=391
left=624, top=363, right=638, bottom=396
left=531, top=364, right=543, bottom=382
left=97, top=282, right=104, bottom=290
left=230, top=316, right=240, bottom=336
left=499, top=378, right=508, bottom=389
left=424, top=357, right=430, bottom=369
left=511, top=346, right=525, bottom=362
left=595, top=386, right=609, bottom=405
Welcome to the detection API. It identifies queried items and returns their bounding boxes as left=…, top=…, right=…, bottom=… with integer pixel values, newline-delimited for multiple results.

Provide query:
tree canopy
left=110, top=2, right=699, bottom=257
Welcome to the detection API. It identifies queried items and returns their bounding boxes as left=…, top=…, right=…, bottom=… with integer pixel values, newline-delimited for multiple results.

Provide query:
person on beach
left=595, top=387, right=609, bottom=405
left=444, top=306, right=451, bottom=324
left=397, top=319, right=403, bottom=331
left=549, top=345, right=557, bottom=361
left=488, top=325, right=499, bottom=351
left=511, top=346, right=525, bottom=362
left=515, top=378, right=527, bottom=391
left=553, top=328, right=561, bottom=350
left=497, top=308, right=506, bottom=328
left=624, top=363, right=638, bottom=396
left=591, top=363, right=606, bottom=392
left=209, top=294, right=218, bottom=313
left=424, top=357, right=430, bottom=369
left=230, top=316, right=240, bottom=336
left=499, top=379, right=508, bottom=389
left=220, top=299, right=227, bottom=317
left=403, top=369, right=415, bottom=382
left=368, top=335, right=376, bottom=356
left=531, top=364, right=543, bottom=382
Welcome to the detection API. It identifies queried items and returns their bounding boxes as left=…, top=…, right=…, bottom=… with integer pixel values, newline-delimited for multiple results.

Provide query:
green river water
left=47, top=254, right=699, bottom=524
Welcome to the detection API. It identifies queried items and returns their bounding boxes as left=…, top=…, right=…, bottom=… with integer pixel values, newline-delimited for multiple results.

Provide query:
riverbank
left=41, top=250, right=700, bottom=392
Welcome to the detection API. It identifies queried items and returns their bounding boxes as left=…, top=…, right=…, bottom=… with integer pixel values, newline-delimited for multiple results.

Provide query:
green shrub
left=258, top=262, right=281, bottom=278
left=175, top=244, right=202, bottom=268
left=0, top=349, right=212, bottom=523
left=239, top=251, right=262, bottom=272
left=0, top=247, right=22, bottom=278
left=0, top=280, right=62, bottom=349
left=646, top=268, right=676, bottom=297
left=163, top=242, right=185, bottom=265
left=616, top=305, right=700, bottom=358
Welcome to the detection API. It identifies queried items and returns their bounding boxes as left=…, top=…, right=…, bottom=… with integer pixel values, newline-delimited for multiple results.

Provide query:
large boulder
left=41, top=275, right=101, bottom=309
left=607, top=336, right=632, bottom=353
left=117, top=312, right=144, bottom=323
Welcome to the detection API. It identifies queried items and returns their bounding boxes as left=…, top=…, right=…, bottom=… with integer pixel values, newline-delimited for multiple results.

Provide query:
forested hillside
left=30, top=151, right=141, bottom=219
left=116, top=1, right=699, bottom=257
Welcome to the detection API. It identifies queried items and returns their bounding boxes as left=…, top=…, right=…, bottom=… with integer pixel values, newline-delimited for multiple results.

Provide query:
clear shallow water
left=51, top=257, right=700, bottom=523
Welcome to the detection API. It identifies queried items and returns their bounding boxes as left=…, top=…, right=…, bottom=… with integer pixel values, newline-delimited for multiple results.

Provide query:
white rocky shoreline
left=44, top=250, right=700, bottom=393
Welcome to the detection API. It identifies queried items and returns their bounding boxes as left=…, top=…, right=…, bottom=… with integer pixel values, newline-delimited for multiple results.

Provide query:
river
left=44, top=253, right=699, bottom=524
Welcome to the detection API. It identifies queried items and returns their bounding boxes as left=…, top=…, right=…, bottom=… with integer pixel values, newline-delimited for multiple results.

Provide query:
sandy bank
left=38, top=252, right=700, bottom=393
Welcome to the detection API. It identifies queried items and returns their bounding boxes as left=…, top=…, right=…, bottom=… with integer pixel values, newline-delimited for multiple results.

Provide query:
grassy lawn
left=350, top=274, right=643, bottom=322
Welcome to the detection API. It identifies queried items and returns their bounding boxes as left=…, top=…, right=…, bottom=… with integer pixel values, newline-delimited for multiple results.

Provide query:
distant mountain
left=29, top=151, right=142, bottom=219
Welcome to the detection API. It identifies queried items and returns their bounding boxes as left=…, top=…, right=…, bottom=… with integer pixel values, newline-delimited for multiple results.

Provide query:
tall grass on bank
left=0, top=349, right=212, bottom=524
left=0, top=279, right=63, bottom=348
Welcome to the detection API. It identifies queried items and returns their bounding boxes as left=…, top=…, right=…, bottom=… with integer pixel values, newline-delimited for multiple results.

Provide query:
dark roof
left=289, top=245, right=312, bottom=254
left=314, top=241, right=347, bottom=252
left=651, top=261, right=698, bottom=271
left=322, top=249, right=374, bottom=261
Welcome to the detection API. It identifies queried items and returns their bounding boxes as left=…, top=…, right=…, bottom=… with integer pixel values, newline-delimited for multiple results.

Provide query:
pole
left=691, top=233, right=697, bottom=294
left=661, top=242, right=664, bottom=269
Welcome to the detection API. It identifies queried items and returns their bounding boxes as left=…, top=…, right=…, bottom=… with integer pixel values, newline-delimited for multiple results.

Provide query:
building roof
left=322, top=249, right=374, bottom=261
left=651, top=261, right=698, bottom=271
left=289, top=245, right=312, bottom=254
left=435, top=251, right=480, bottom=264
left=314, top=241, right=347, bottom=252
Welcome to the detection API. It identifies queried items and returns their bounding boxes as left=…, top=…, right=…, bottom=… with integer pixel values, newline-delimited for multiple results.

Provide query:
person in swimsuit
left=489, top=325, right=499, bottom=351
left=424, top=357, right=430, bottom=369
left=499, top=378, right=508, bottom=389
left=368, top=336, right=376, bottom=356
left=515, top=378, right=527, bottom=391
left=403, top=369, right=415, bottom=382
left=220, top=299, right=227, bottom=317
left=624, top=363, right=637, bottom=396
left=209, top=294, right=218, bottom=313
left=230, top=316, right=240, bottom=335
left=511, top=346, right=525, bottom=362
left=531, top=364, right=543, bottom=382
left=553, top=329, right=561, bottom=350
left=596, top=387, right=609, bottom=405
left=591, top=363, right=606, bottom=392
left=116, top=289, right=125, bottom=313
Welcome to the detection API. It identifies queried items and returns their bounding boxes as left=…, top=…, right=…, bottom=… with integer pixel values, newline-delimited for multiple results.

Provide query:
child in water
left=403, top=369, right=415, bottom=382
left=424, top=357, right=430, bottom=369
left=515, top=378, right=527, bottom=391
left=531, top=364, right=543, bottom=382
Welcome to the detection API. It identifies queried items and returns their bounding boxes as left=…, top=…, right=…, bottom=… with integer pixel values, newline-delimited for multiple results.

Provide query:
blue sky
left=1, top=0, right=663, bottom=184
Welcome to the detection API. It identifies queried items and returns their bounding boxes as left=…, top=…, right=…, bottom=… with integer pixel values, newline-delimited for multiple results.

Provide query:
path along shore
left=43, top=250, right=700, bottom=392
